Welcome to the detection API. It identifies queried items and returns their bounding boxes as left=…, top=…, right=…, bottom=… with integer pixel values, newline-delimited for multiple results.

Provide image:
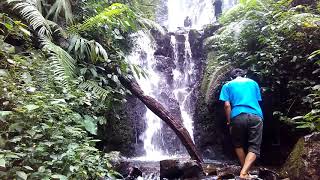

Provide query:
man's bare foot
left=239, top=172, right=250, bottom=179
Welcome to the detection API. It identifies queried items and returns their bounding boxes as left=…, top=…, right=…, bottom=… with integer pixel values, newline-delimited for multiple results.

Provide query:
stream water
left=127, top=0, right=237, bottom=179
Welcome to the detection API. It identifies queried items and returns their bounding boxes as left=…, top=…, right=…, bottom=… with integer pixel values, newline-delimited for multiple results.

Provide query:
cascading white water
left=129, top=0, right=238, bottom=161
left=167, top=0, right=215, bottom=31
left=167, top=0, right=238, bottom=30
left=128, top=31, right=174, bottom=161
left=171, top=35, right=195, bottom=141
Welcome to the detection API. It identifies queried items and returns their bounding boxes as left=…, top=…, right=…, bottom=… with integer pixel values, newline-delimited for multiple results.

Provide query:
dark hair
left=230, top=68, right=246, bottom=79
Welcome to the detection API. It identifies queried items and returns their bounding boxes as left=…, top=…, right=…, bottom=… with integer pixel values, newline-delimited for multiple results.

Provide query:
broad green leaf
left=38, top=166, right=45, bottom=172
left=0, top=111, right=12, bottom=118
left=24, top=104, right=40, bottom=111
left=18, top=26, right=31, bottom=36
left=0, top=158, right=5, bottom=168
left=4, top=23, right=13, bottom=31
left=21, top=72, right=32, bottom=83
left=6, top=154, right=20, bottom=159
left=82, top=115, right=97, bottom=135
left=16, top=171, right=28, bottom=180
left=0, top=69, right=8, bottom=77
left=9, top=123, right=24, bottom=132
left=89, top=68, right=98, bottom=77
left=51, top=174, right=67, bottom=180
left=23, top=166, right=33, bottom=171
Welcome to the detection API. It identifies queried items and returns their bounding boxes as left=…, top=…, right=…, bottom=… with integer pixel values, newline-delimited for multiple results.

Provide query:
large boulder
left=188, top=29, right=203, bottom=59
left=280, top=132, right=320, bottom=179
left=150, top=28, right=174, bottom=58
left=160, top=159, right=203, bottom=179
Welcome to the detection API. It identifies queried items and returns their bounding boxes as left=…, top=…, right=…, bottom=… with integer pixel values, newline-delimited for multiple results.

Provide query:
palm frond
left=46, top=0, right=73, bottom=24
left=25, top=0, right=44, bottom=12
left=79, top=80, right=110, bottom=101
left=42, top=39, right=76, bottom=86
left=68, top=35, right=108, bottom=62
left=7, top=0, right=52, bottom=38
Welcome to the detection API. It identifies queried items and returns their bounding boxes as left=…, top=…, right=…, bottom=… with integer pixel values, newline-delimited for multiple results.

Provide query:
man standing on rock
left=219, top=69, right=263, bottom=179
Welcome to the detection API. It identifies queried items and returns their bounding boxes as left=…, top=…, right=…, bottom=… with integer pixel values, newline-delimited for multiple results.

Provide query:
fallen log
left=119, top=75, right=203, bottom=163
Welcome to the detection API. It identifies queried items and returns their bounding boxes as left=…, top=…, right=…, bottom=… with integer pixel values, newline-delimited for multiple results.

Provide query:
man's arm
left=224, top=101, right=231, bottom=125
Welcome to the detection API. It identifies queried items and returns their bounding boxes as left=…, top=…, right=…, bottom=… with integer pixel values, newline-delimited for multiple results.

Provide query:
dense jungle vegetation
left=205, top=0, right=320, bottom=132
left=0, top=0, right=158, bottom=179
left=0, top=0, right=319, bottom=179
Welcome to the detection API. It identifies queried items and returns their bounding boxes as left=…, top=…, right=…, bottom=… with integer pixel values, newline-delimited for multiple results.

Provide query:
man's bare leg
left=240, top=151, right=257, bottom=178
left=235, top=147, right=246, bottom=166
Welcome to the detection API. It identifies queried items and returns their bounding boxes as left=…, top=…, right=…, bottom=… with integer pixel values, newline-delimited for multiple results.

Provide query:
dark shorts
left=230, top=113, right=263, bottom=156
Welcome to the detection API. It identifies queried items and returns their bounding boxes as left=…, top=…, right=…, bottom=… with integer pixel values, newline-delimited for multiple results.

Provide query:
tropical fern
left=70, top=3, right=137, bottom=33
left=7, top=0, right=52, bottom=38
left=79, top=80, right=111, bottom=101
left=42, top=39, right=76, bottom=86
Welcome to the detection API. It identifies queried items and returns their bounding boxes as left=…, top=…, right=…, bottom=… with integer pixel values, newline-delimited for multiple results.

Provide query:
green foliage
left=46, top=0, right=73, bottom=24
left=68, top=35, right=109, bottom=62
left=79, top=80, right=112, bottom=102
left=0, top=13, right=31, bottom=37
left=71, top=3, right=138, bottom=34
left=207, top=0, right=320, bottom=131
left=0, top=34, right=114, bottom=178
left=128, top=0, right=159, bottom=20
left=7, top=0, right=52, bottom=38
left=42, top=39, right=76, bottom=86
left=1, top=0, right=156, bottom=178
left=291, top=86, right=320, bottom=131
left=0, top=0, right=147, bottom=178
left=11, top=0, right=74, bottom=24
left=80, top=0, right=159, bottom=21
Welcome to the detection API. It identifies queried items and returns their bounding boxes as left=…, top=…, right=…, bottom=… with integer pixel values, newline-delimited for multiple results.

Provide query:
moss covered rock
left=280, top=132, right=320, bottom=179
left=193, top=51, right=234, bottom=159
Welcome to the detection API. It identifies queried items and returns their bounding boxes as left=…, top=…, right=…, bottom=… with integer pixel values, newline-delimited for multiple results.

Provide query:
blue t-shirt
left=219, top=77, right=263, bottom=119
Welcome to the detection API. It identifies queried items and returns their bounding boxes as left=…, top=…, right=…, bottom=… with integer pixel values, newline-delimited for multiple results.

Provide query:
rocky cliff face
left=149, top=28, right=206, bottom=154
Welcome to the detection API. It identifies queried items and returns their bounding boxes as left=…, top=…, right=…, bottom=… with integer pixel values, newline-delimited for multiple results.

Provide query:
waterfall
left=171, top=34, right=195, bottom=141
left=128, top=0, right=238, bottom=161
left=167, top=0, right=238, bottom=31
left=167, top=0, right=215, bottom=31
left=128, top=31, right=172, bottom=161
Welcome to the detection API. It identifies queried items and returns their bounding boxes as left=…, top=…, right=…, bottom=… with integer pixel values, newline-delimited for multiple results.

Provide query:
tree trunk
left=119, top=75, right=203, bottom=163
